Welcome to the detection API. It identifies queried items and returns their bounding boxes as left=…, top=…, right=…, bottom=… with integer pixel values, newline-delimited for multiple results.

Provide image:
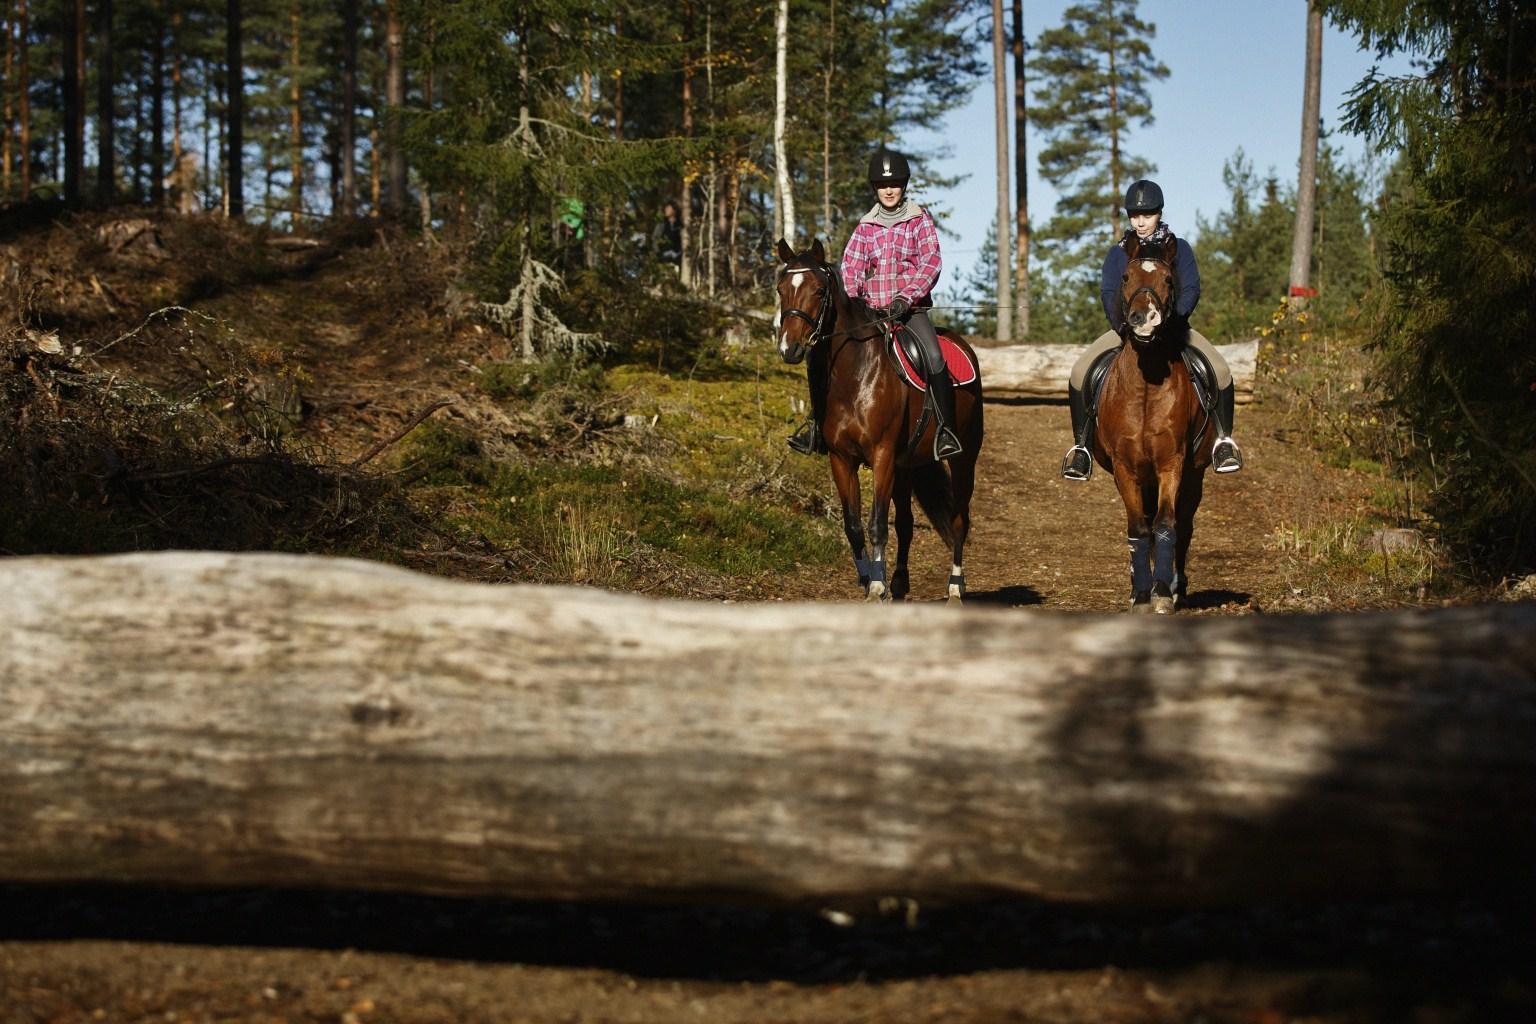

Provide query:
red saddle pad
left=890, top=328, right=979, bottom=389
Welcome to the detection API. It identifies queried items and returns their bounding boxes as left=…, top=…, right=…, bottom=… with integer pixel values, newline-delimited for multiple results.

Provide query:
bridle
left=777, top=262, right=834, bottom=348
left=778, top=260, right=901, bottom=349
left=1123, top=254, right=1177, bottom=332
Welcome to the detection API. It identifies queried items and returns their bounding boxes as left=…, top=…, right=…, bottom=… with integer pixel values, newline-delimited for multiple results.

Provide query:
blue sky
left=907, top=0, right=1415, bottom=287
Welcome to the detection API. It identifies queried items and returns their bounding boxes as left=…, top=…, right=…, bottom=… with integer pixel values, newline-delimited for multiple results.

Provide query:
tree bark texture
left=384, top=0, right=405, bottom=217
left=979, top=340, right=1255, bottom=400
left=990, top=0, right=1012, bottom=342
left=95, top=0, right=113, bottom=201
left=2, top=553, right=1532, bottom=909
left=1288, top=2, right=1323, bottom=309
left=1011, top=0, right=1029, bottom=338
left=772, top=0, right=794, bottom=245
left=225, top=0, right=243, bottom=218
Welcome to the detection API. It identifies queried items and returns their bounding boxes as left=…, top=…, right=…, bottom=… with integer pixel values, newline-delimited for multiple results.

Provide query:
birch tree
left=773, top=0, right=795, bottom=245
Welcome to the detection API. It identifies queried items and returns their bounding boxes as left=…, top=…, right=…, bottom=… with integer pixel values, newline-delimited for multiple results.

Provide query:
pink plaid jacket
left=838, top=208, right=943, bottom=310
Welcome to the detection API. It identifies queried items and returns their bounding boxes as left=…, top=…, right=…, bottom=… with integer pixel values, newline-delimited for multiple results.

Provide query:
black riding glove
left=885, top=296, right=911, bottom=320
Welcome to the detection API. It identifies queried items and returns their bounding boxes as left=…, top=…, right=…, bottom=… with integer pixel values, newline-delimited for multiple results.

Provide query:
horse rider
left=788, top=147, right=964, bottom=461
left=1061, top=179, right=1245, bottom=480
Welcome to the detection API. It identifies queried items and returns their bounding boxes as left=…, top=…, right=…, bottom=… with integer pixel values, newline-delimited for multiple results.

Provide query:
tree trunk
left=61, top=0, right=80, bottom=202
left=981, top=339, right=1256, bottom=399
left=384, top=0, right=404, bottom=218
left=17, top=0, right=27, bottom=199
left=288, top=0, right=302, bottom=224
left=151, top=6, right=164, bottom=206
left=1011, top=0, right=1028, bottom=338
left=339, top=0, right=356, bottom=217
left=772, top=0, right=794, bottom=244
left=95, top=0, right=113, bottom=201
left=679, top=0, right=693, bottom=289
left=3, top=0, right=13, bottom=200
left=990, top=0, right=1012, bottom=342
left=1106, top=31, right=1120, bottom=240
left=821, top=0, right=834, bottom=246
left=226, top=0, right=243, bottom=218
left=1288, top=1, right=1323, bottom=311
left=0, top=552, right=1532, bottom=908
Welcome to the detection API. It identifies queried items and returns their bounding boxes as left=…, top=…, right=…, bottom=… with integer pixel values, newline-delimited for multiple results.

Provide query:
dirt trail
left=793, top=394, right=1360, bottom=612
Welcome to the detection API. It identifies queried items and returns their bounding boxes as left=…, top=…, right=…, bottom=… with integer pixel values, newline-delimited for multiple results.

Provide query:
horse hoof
left=1129, top=593, right=1153, bottom=614
left=946, top=593, right=963, bottom=608
left=1152, top=594, right=1176, bottom=614
left=866, top=581, right=889, bottom=603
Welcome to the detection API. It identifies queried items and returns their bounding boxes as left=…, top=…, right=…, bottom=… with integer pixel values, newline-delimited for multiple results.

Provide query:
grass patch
left=1266, top=516, right=1444, bottom=608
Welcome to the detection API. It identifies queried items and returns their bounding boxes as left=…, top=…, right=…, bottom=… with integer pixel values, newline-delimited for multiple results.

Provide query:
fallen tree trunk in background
left=978, top=339, right=1257, bottom=401
left=2, top=553, right=1532, bottom=908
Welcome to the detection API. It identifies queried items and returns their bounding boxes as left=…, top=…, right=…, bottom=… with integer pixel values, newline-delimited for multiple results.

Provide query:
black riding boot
left=928, top=366, right=964, bottom=461
left=787, top=358, right=828, bottom=455
left=1061, top=383, right=1094, bottom=481
left=787, top=417, right=824, bottom=455
left=1211, top=382, right=1244, bottom=473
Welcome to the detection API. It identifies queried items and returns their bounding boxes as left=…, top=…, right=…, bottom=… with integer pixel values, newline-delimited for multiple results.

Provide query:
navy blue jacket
left=1100, top=234, right=1201, bottom=331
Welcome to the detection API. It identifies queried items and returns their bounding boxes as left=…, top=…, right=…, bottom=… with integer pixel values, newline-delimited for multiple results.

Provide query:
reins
left=778, top=261, right=900, bottom=346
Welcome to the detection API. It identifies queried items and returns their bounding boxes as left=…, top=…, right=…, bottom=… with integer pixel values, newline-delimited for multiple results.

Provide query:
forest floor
left=2, top=210, right=1529, bottom=1023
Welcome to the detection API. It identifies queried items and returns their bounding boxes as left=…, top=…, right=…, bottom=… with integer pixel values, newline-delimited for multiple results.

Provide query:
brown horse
left=1091, top=230, right=1213, bottom=613
left=774, top=238, right=983, bottom=603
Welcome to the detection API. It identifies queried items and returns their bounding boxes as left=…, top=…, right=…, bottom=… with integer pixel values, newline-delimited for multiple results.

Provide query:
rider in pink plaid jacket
left=838, top=208, right=943, bottom=311
left=789, top=147, right=962, bottom=461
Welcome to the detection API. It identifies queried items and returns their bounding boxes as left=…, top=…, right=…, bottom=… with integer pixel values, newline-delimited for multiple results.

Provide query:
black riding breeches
left=902, top=310, right=945, bottom=377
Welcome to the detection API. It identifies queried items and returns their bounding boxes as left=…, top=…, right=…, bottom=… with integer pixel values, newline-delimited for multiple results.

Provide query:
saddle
left=1084, top=337, right=1217, bottom=453
left=887, top=325, right=979, bottom=392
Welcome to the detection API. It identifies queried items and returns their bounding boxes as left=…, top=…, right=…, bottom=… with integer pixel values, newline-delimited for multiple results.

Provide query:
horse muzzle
left=1128, top=308, right=1162, bottom=341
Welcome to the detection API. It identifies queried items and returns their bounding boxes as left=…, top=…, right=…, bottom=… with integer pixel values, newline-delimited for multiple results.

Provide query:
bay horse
left=1091, top=230, right=1214, bottom=613
left=774, top=238, right=983, bottom=603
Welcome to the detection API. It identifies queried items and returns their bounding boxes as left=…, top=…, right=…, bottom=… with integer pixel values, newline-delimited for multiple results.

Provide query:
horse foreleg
left=891, top=471, right=914, bottom=601
left=1150, top=467, right=1183, bottom=614
left=946, top=454, right=976, bottom=605
left=1174, top=467, right=1206, bottom=609
left=1112, top=467, right=1154, bottom=611
left=864, top=451, right=896, bottom=603
left=828, top=454, right=869, bottom=594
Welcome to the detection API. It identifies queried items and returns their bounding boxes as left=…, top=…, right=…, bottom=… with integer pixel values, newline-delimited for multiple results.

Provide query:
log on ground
left=979, top=339, right=1257, bottom=401
left=1, top=552, right=1532, bottom=908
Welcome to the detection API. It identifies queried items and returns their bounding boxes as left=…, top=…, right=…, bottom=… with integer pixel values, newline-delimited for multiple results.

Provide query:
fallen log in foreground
left=2, top=552, right=1532, bottom=908
left=979, top=339, right=1257, bottom=401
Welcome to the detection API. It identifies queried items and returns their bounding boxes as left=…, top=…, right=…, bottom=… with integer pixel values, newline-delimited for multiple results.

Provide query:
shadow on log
left=1, top=552, right=1532, bottom=909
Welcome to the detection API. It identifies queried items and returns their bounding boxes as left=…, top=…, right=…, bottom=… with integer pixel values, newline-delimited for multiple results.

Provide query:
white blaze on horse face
left=1141, top=260, right=1158, bottom=273
left=790, top=271, right=806, bottom=290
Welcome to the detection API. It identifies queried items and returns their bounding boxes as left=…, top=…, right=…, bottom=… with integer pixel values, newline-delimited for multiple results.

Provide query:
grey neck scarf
left=861, top=198, right=925, bottom=228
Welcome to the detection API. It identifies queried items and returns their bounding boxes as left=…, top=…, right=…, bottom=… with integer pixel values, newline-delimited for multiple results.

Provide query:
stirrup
left=1212, top=435, right=1244, bottom=474
left=1061, top=445, right=1093, bottom=482
left=934, top=427, right=963, bottom=461
left=787, top=418, right=822, bottom=455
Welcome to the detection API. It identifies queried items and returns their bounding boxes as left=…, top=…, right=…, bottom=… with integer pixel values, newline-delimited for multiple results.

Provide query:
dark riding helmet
left=868, top=148, right=911, bottom=189
left=1125, top=179, right=1164, bottom=214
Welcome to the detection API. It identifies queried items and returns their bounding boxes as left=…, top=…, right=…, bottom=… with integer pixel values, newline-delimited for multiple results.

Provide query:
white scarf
left=860, top=198, right=925, bottom=228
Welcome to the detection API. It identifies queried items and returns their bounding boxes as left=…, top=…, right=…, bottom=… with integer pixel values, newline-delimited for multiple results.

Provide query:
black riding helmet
left=1124, top=179, right=1164, bottom=213
left=868, top=148, right=911, bottom=190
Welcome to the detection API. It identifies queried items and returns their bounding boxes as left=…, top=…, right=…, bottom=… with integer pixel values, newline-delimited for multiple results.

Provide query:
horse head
left=775, top=238, right=832, bottom=364
left=1119, top=232, right=1179, bottom=345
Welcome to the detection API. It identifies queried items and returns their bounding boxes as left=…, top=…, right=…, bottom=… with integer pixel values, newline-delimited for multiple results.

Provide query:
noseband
left=778, top=264, right=833, bottom=347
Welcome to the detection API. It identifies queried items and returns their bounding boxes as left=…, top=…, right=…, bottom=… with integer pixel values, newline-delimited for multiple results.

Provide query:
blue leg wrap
left=1128, top=536, right=1152, bottom=594
left=1153, top=524, right=1177, bottom=586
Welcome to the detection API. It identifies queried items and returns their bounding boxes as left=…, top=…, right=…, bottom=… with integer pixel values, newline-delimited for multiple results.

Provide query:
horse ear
left=776, top=238, right=796, bottom=264
left=810, top=238, right=826, bottom=263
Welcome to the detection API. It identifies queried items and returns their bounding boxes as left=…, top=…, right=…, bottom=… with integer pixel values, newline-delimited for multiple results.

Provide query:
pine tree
left=1027, top=0, right=1167, bottom=281
left=1325, top=0, right=1536, bottom=566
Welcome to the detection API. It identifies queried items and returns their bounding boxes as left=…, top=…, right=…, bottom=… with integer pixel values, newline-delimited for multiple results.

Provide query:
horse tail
left=911, top=462, right=957, bottom=548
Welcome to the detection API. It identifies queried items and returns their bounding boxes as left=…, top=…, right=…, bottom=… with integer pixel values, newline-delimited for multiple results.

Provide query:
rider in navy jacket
left=1061, top=179, right=1244, bottom=481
